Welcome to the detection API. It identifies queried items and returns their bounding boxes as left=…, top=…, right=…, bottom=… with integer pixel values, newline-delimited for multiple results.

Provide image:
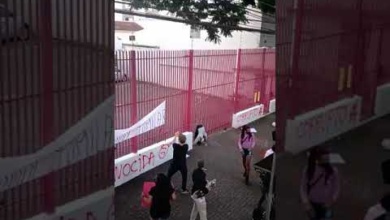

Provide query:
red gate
left=115, top=48, right=276, bottom=158
left=277, top=0, right=390, bottom=151
left=0, top=0, right=113, bottom=219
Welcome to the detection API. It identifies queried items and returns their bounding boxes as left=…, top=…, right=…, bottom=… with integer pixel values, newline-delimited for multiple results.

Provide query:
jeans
left=190, top=195, right=207, bottom=220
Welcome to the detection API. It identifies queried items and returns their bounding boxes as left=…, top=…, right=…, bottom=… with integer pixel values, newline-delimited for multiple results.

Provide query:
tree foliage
left=126, top=0, right=274, bottom=43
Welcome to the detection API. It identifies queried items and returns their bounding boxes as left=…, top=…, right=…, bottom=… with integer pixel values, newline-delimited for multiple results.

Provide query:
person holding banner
left=238, top=125, right=256, bottom=185
left=167, top=132, right=190, bottom=194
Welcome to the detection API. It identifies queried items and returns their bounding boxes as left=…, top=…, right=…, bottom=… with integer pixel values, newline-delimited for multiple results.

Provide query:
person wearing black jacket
left=190, top=160, right=214, bottom=220
left=167, top=133, right=190, bottom=194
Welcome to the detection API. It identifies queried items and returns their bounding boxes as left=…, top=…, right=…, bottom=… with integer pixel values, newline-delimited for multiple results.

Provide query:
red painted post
left=234, top=49, right=242, bottom=112
left=260, top=48, right=267, bottom=105
left=277, top=0, right=304, bottom=153
left=186, top=50, right=194, bottom=131
left=40, top=0, right=55, bottom=213
left=289, top=0, right=304, bottom=117
left=130, top=50, right=138, bottom=153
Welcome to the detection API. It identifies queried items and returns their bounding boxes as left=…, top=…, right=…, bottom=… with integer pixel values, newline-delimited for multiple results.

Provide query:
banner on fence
left=232, top=104, right=265, bottom=128
left=269, top=99, right=276, bottom=113
left=285, top=96, right=362, bottom=154
left=27, top=187, right=114, bottom=220
left=115, top=101, right=166, bottom=145
left=0, top=96, right=115, bottom=192
left=375, top=83, right=390, bottom=117
left=115, top=132, right=193, bottom=187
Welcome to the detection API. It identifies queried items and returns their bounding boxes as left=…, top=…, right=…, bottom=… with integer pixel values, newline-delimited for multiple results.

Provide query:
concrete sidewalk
left=275, top=114, right=390, bottom=220
left=115, top=114, right=276, bottom=220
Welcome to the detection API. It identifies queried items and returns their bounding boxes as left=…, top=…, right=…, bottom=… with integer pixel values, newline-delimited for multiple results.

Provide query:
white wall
left=114, top=7, right=262, bottom=50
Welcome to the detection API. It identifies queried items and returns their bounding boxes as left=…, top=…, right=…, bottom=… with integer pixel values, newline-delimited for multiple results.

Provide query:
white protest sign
left=232, top=104, right=265, bottom=128
left=0, top=96, right=114, bottom=192
left=115, top=132, right=193, bottom=187
left=285, top=96, right=362, bottom=154
left=115, top=101, right=166, bottom=145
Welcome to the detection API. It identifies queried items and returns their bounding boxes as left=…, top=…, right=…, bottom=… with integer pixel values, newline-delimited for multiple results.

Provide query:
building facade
left=114, top=3, right=267, bottom=50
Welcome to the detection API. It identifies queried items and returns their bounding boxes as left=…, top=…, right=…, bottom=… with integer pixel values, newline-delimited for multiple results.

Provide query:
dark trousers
left=167, top=163, right=187, bottom=191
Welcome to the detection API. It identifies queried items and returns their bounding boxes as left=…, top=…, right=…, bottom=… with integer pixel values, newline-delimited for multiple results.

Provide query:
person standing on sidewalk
left=190, top=160, right=216, bottom=220
left=146, top=173, right=177, bottom=220
left=167, top=132, right=190, bottom=194
left=238, top=125, right=256, bottom=185
left=300, top=149, right=340, bottom=220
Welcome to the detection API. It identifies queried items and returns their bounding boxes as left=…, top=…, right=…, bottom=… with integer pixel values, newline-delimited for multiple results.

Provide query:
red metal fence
left=0, top=0, right=113, bottom=219
left=276, top=0, right=390, bottom=150
left=115, top=48, right=276, bottom=158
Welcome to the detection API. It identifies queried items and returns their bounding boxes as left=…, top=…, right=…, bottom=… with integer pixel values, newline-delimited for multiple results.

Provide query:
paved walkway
left=115, top=113, right=390, bottom=220
left=275, top=114, right=390, bottom=220
left=115, top=114, right=276, bottom=220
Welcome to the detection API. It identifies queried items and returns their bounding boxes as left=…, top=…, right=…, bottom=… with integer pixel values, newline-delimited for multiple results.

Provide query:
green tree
left=125, top=0, right=274, bottom=43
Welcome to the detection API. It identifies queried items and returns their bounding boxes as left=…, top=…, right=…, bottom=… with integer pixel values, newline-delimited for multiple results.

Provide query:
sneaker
left=181, top=190, right=190, bottom=194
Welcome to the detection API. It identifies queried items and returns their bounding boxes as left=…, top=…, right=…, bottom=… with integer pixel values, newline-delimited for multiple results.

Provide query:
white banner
left=114, top=101, right=166, bottom=145
left=115, top=132, right=193, bottom=187
left=0, top=96, right=115, bottom=192
left=285, top=96, right=362, bottom=154
left=232, top=104, right=265, bottom=128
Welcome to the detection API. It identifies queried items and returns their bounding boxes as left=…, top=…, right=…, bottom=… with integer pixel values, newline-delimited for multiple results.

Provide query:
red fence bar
left=130, top=51, right=138, bottom=153
left=234, top=49, right=242, bottom=112
left=186, top=50, right=194, bottom=131
left=260, top=48, right=267, bottom=106
left=40, top=0, right=55, bottom=213
left=290, top=0, right=304, bottom=118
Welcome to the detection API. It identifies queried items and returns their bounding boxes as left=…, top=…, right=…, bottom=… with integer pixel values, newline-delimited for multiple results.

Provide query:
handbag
left=141, top=181, right=155, bottom=208
left=191, top=191, right=206, bottom=204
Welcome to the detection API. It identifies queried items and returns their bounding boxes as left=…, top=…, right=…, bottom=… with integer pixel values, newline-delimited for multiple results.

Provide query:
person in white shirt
left=364, top=194, right=390, bottom=220
left=194, top=125, right=208, bottom=146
